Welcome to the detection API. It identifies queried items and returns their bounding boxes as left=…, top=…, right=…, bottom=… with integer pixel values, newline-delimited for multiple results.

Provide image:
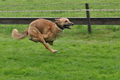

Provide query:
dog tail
left=12, top=29, right=28, bottom=40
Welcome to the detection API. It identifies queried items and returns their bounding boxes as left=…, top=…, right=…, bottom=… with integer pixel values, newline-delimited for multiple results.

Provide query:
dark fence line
left=0, top=3, right=120, bottom=33
left=0, top=17, right=120, bottom=25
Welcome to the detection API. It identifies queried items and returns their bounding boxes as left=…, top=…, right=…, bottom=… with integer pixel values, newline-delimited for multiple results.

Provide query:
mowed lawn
left=0, top=25, right=120, bottom=80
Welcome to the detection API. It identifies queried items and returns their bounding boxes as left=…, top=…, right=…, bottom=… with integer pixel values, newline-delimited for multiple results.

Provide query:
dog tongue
left=67, top=26, right=71, bottom=29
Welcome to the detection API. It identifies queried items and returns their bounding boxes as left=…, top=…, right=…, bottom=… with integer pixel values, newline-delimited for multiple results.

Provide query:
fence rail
left=0, top=17, right=120, bottom=25
left=0, top=9, right=120, bottom=12
left=0, top=3, right=120, bottom=33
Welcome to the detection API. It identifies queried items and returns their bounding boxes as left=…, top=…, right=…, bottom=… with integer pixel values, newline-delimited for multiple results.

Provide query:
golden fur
left=12, top=18, right=74, bottom=53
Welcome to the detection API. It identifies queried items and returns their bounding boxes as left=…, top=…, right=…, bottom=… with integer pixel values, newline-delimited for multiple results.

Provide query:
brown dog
left=12, top=18, right=74, bottom=53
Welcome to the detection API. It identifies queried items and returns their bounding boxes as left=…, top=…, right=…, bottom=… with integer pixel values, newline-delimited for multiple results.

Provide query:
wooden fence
left=0, top=17, right=120, bottom=25
left=0, top=3, right=120, bottom=33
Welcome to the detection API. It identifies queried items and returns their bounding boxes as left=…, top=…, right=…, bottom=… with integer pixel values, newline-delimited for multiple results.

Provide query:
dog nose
left=71, top=22, right=74, bottom=26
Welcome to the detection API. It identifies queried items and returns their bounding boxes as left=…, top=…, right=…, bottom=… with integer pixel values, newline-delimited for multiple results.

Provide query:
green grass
left=0, top=25, right=120, bottom=80
left=0, top=0, right=120, bottom=80
left=0, top=1, right=120, bottom=17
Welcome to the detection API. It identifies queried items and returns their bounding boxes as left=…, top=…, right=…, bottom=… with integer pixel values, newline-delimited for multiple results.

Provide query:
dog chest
left=46, top=30, right=63, bottom=41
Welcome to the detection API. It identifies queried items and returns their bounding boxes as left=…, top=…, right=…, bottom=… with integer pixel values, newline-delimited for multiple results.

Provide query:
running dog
left=12, top=18, right=74, bottom=53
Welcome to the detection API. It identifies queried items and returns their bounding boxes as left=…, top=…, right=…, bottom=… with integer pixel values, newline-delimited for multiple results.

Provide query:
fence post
left=85, top=3, right=92, bottom=34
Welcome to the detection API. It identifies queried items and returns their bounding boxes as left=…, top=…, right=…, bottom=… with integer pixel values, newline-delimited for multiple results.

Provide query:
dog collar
left=55, top=22, right=64, bottom=30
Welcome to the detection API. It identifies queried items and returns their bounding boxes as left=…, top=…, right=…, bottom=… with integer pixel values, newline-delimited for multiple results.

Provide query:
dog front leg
left=42, top=34, right=54, bottom=45
left=42, top=42, right=57, bottom=53
left=37, top=36, right=57, bottom=53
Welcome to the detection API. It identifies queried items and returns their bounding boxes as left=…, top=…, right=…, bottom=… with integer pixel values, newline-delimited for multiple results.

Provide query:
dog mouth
left=63, top=23, right=74, bottom=29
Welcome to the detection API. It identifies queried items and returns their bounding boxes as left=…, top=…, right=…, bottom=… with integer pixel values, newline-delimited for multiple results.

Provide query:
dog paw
left=52, top=50, right=58, bottom=53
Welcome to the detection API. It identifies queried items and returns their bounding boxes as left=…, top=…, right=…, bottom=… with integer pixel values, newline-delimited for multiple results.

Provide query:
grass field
left=0, top=0, right=120, bottom=80
left=0, top=25, right=120, bottom=80
left=0, top=1, right=120, bottom=17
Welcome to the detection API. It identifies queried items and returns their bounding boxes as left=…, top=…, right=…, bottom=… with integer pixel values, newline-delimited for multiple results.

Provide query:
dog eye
left=65, top=20, right=68, bottom=22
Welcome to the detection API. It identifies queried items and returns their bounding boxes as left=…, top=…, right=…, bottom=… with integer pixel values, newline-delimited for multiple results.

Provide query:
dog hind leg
left=29, top=37, right=39, bottom=43
left=46, top=41, right=54, bottom=45
left=28, top=27, right=57, bottom=53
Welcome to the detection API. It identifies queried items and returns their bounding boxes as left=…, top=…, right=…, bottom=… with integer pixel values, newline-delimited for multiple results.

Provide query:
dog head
left=55, top=18, right=74, bottom=29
